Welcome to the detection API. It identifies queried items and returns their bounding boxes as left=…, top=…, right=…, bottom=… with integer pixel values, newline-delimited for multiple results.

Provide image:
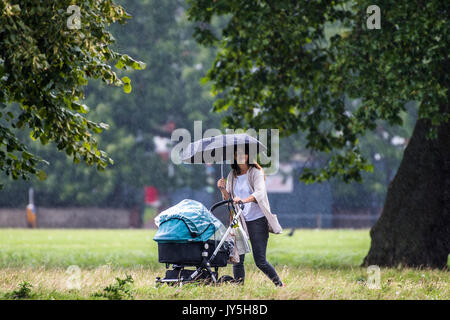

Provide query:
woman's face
left=235, top=150, right=248, bottom=165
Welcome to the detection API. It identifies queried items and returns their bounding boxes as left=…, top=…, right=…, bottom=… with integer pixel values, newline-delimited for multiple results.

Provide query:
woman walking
left=217, top=146, right=285, bottom=287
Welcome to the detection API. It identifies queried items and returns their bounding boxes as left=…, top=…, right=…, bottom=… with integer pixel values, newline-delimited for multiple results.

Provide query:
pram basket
left=158, top=239, right=231, bottom=267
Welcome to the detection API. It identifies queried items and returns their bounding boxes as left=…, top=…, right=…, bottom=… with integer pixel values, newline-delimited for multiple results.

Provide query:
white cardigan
left=225, top=166, right=283, bottom=236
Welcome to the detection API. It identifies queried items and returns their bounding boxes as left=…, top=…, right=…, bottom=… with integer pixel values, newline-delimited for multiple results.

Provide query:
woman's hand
left=218, top=178, right=230, bottom=200
left=233, top=196, right=243, bottom=204
left=233, top=195, right=256, bottom=204
left=217, top=178, right=226, bottom=190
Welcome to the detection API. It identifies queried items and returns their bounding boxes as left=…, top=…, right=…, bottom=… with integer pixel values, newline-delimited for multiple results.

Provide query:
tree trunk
left=362, top=108, right=450, bottom=269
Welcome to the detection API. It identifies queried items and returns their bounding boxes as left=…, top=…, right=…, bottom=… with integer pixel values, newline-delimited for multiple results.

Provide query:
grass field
left=0, top=229, right=448, bottom=300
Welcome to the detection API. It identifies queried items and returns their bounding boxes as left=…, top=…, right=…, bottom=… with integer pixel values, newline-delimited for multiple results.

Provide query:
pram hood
left=153, top=199, right=225, bottom=243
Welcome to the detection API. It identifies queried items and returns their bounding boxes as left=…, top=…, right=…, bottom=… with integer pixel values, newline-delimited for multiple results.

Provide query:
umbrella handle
left=221, top=163, right=224, bottom=179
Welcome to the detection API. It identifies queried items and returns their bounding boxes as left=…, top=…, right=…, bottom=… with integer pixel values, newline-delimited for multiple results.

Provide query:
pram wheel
left=218, top=275, right=234, bottom=284
left=155, top=277, right=162, bottom=288
left=166, top=266, right=190, bottom=286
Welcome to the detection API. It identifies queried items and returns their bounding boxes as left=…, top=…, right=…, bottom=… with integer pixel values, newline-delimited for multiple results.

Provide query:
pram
left=154, top=198, right=245, bottom=286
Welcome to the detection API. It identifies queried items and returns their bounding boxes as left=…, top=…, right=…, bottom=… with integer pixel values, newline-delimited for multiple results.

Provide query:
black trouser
left=233, top=216, right=283, bottom=286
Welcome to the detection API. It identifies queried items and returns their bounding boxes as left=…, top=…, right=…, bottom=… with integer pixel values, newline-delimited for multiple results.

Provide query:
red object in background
left=145, top=186, right=158, bottom=204
left=162, top=121, right=175, bottom=133
left=159, top=151, right=169, bottom=162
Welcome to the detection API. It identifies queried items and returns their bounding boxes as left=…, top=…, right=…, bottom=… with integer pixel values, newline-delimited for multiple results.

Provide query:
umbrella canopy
left=181, top=133, right=267, bottom=164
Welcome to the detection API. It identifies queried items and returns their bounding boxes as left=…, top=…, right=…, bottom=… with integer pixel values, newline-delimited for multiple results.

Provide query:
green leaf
left=22, top=151, right=33, bottom=160
left=7, top=153, right=17, bottom=160
left=132, top=61, right=146, bottom=70
left=123, top=83, right=132, bottom=94
left=115, top=60, right=125, bottom=69
left=200, top=76, right=209, bottom=85
left=37, top=170, right=47, bottom=181
left=29, top=131, right=37, bottom=141
left=99, top=122, right=110, bottom=130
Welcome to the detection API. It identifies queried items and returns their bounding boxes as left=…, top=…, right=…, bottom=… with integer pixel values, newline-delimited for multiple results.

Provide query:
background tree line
left=0, top=0, right=413, bottom=219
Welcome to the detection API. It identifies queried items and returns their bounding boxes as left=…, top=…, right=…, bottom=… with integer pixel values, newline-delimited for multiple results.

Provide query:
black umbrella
left=181, top=133, right=267, bottom=178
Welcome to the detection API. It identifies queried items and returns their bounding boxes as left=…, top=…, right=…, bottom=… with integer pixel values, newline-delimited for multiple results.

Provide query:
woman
left=217, top=146, right=285, bottom=287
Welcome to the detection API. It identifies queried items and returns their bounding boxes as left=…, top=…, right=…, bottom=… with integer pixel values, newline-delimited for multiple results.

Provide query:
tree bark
left=362, top=107, right=450, bottom=269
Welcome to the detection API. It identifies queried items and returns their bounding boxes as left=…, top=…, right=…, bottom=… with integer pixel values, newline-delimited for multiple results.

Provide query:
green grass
left=0, top=229, right=448, bottom=299
left=0, top=229, right=159, bottom=268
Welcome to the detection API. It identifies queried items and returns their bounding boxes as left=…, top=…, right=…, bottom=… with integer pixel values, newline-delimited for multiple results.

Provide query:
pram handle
left=210, top=199, right=244, bottom=213
left=209, top=199, right=230, bottom=212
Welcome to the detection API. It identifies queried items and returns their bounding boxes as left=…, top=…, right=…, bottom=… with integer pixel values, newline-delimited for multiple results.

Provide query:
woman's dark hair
left=231, top=144, right=265, bottom=179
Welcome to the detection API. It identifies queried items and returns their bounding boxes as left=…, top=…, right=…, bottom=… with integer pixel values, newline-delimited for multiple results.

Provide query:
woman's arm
left=217, top=178, right=230, bottom=200
left=221, top=189, right=231, bottom=200
left=250, top=168, right=266, bottom=204
left=233, top=195, right=256, bottom=204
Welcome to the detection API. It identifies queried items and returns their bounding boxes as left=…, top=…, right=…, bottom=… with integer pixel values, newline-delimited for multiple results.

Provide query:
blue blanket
left=153, top=199, right=224, bottom=243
